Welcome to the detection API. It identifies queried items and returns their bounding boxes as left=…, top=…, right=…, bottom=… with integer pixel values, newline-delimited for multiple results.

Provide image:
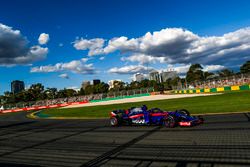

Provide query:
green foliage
left=240, top=60, right=250, bottom=73
left=57, top=88, right=77, bottom=98
left=79, top=88, right=85, bottom=95
left=218, top=69, right=234, bottom=77
left=94, top=82, right=109, bottom=93
left=44, top=88, right=58, bottom=99
left=204, top=71, right=215, bottom=80
left=84, top=82, right=109, bottom=95
left=186, top=64, right=204, bottom=82
left=84, top=85, right=94, bottom=95
left=163, top=77, right=181, bottom=90
left=28, top=83, right=45, bottom=101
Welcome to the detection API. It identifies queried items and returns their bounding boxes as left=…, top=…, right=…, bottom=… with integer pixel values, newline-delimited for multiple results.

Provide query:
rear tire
left=110, top=117, right=119, bottom=126
left=163, top=116, right=176, bottom=128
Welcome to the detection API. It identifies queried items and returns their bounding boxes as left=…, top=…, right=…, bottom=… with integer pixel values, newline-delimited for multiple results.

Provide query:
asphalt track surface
left=0, top=112, right=250, bottom=167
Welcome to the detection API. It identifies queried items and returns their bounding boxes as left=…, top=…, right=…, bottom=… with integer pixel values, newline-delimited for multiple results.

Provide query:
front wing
left=179, top=118, right=204, bottom=127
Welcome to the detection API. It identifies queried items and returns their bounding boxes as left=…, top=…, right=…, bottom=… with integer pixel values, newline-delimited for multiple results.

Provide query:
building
left=11, top=80, right=25, bottom=94
left=108, top=79, right=122, bottom=89
left=149, top=70, right=160, bottom=83
left=160, top=71, right=178, bottom=82
left=93, top=79, right=101, bottom=86
left=133, top=73, right=144, bottom=82
left=81, top=81, right=90, bottom=90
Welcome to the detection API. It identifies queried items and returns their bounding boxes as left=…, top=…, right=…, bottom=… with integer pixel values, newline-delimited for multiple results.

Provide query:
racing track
left=0, top=112, right=250, bottom=167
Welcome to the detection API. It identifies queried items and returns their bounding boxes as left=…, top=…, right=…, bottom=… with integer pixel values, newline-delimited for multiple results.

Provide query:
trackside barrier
left=150, top=92, right=161, bottom=95
left=174, top=84, right=250, bottom=94
left=90, top=93, right=151, bottom=103
left=0, top=101, right=89, bottom=114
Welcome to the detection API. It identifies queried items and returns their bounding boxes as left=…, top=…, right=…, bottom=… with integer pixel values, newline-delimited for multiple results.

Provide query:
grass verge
left=39, top=91, right=250, bottom=118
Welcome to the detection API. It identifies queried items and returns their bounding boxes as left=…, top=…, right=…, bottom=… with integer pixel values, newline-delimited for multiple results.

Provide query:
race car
left=110, top=105, right=204, bottom=128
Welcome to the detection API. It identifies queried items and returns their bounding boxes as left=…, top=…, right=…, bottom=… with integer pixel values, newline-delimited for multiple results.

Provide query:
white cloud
left=203, top=64, right=225, bottom=72
left=99, top=56, right=105, bottom=60
left=137, top=28, right=197, bottom=57
left=29, top=45, right=48, bottom=59
left=30, top=59, right=95, bottom=74
left=66, top=86, right=80, bottom=91
left=107, top=63, right=224, bottom=76
left=11, top=45, right=48, bottom=65
left=121, top=53, right=166, bottom=64
left=73, top=38, right=105, bottom=56
left=108, top=65, right=153, bottom=74
left=31, top=64, right=59, bottom=73
left=173, top=64, right=225, bottom=74
left=103, top=36, right=138, bottom=54
left=0, top=23, right=48, bottom=66
left=74, top=27, right=250, bottom=67
left=38, top=33, right=49, bottom=45
left=173, top=64, right=191, bottom=74
left=59, top=73, right=69, bottom=79
left=81, top=57, right=89, bottom=63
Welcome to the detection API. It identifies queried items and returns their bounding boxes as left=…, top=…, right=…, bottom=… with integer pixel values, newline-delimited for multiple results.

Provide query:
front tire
left=110, top=117, right=119, bottom=126
left=163, top=116, right=176, bottom=128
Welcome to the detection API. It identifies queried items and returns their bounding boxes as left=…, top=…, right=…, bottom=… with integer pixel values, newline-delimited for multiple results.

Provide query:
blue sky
left=1, top=0, right=250, bottom=94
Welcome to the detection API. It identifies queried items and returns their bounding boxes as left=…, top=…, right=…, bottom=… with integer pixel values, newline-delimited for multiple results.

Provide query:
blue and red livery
left=110, top=105, right=204, bottom=128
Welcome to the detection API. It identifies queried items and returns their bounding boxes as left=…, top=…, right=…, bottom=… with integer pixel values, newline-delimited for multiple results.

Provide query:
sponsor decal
left=132, top=119, right=145, bottom=124
left=179, top=122, right=191, bottom=126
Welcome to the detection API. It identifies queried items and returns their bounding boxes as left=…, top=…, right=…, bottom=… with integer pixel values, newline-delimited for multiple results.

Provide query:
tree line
left=0, top=61, right=249, bottom=105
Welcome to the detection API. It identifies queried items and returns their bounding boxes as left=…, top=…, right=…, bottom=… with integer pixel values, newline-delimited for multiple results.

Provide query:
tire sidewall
left=110, top=117, right=118, bottom=126
left=164, top=116, right=176, bottom=128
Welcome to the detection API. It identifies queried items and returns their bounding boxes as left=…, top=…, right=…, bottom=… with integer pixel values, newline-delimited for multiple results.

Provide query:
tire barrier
left=0, top=101, right=89, bottom=114
left=174, top=84, right=250, bottom=94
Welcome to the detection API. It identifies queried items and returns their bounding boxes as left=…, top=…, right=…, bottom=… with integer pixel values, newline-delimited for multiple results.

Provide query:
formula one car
left=110, top=105, right=204, bottom=128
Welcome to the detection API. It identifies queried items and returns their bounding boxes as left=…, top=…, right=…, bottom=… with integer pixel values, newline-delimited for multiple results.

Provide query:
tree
left=65, top=89, right=77, bottom=97
left=170, top=77, right=181, bottom=86
left=28, top=83, right=45, bottom=100
left=44, top=88, right=58, bottom=99
left=128, top=81, right=139, bottom=90
left=99, top=82, right=109, bottom=93
left=186, top=64, right=204, bottom=82
left=78, top=88, right=85, bottom=95
left=56, top=88, right=77, bottom=98
left=19, top=91, right=33, bottom=102
left=3, top=91, right=16, bottom=104
left=93, top=82, right=109, bottom=94
left=163, top=79, right=172, bottom=90
left=204, top=71, right=215, bottom=80
left=218, top=69, right=234, bottom=77
left=153, top=83, right=164, bottom=92
left=85, top=85, right=94, bottom=95
left=240, top=61, right=250, bottom=73
left=140, top=79, right=150, bottom=88
left=57, top=89, right=67, bottom=98
left=113, top=81, right=125, bottom=91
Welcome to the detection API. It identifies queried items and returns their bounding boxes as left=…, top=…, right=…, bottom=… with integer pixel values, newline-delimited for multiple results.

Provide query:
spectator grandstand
left=2, top=88, right=153, bottom=110
left=175, top=72, right=250, bottom=90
